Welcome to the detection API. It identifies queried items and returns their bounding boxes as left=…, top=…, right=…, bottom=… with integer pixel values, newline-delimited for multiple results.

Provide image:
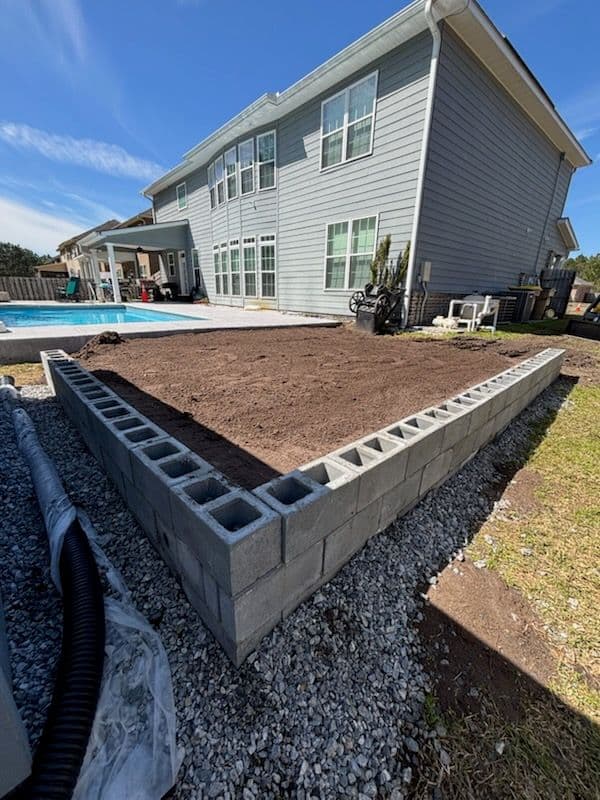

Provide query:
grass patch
left=414, top=367, right=600, bottom=797
left=0, top=362, right=45, bottom=385
left=470, top=384, right=600, bottom=712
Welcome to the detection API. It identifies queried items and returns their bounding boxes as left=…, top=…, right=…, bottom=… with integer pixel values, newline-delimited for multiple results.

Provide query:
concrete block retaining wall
left=43, top=348, right=565, bottom=665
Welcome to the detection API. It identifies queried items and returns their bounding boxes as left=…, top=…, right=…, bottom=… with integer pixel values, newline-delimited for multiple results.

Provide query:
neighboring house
left=57, top=220, right=120, bottom=276
left=85, top=0, right=591, bottom=318
left=34, top=259, right=68, bottom=278
left=59, top=210, right=158, bottom=294
left=570, top=276, right=595, bottom=304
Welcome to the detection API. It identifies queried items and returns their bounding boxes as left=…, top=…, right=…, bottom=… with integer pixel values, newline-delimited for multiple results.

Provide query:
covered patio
left=80, top=220, right=191, bottom=303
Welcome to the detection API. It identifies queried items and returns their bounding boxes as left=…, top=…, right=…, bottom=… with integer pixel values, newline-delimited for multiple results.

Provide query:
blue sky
left=0, top=0, right=598, bottom=255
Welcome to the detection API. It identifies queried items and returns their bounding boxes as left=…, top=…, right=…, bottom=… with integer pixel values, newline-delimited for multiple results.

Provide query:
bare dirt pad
left=77, top=326, right=540, bottom=488
left=420, top=559, right=555, bottom=721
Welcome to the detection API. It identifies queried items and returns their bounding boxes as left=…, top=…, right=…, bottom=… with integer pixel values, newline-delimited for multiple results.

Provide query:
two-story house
left=84, top=0, right=590, bottom=319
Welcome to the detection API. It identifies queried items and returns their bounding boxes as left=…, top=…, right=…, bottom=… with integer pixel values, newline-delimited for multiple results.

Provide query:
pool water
left=0, top=304, right=205, bottom=328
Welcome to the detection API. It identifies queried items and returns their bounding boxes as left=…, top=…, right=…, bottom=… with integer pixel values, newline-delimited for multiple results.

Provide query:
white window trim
left=176, top=182, right=187, bottom=210
left=319, top=71, right=378, bottom=173
left=228, top=238, right=241, bottom=296
left=258, top=233, right=277, bottom=298
left=212, top=244, right=221, bottom=295
left=242, top=236, right=257, bottom=297
left=322, top=213, right=379, bottom=292
left=208, top=163, right=216, bottom=209
left=215, top=155, right=225, bottom=205
left=225, top=146, right=238, bottom=201
left=256, top=131, right=277, bottom=192
left=239, top=138, right=255, bottom=196
left=167, top=251, right=176, bottom=277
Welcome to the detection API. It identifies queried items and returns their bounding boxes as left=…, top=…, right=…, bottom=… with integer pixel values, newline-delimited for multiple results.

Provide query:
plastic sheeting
left=11, top=404, right=182, bottom=799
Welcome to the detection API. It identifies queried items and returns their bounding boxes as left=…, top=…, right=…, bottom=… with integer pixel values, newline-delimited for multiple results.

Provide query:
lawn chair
left=56, top=276, right=81, bottom=302
left=433, top=294, right=500, bottom=333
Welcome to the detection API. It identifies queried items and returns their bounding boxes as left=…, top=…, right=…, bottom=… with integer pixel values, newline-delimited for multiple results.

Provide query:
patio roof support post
left=106, top=242, right=121, bottom=303
left=91, top=250, right=105, bottom=302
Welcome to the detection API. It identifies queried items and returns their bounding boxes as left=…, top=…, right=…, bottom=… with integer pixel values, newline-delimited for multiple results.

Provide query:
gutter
left=402, top=0, right=446, bottom=326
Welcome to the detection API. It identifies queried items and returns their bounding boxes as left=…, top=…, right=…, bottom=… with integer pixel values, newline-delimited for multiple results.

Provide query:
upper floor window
left=225, top=147, right=238, bottom=200
left=257, top=131, right=276, bottom=190
left=239, top=139, right=254, bottom=195
left=321, top=72, right=378, bottom=170
left=208, top=163, right=216, bottom=209
left=176, top=182, right=187, bottom=210
left=215, top=156, right=225, bottom=204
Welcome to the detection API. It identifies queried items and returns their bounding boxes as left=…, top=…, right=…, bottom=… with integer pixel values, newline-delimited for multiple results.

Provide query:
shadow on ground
left=90, top=368, right=281, bottom=489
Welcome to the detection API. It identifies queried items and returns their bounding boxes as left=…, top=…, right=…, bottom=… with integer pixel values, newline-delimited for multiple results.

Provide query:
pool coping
left=0, top=302, right=339, bottom=363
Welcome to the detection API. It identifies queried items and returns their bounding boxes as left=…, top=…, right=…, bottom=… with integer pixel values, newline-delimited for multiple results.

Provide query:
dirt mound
left=76, top=331, right=126, bottom=360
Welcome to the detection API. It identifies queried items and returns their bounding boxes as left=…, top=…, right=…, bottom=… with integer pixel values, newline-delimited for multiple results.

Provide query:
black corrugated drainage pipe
left=1, top=380, right=105, bottom=800
left=17, top=517, right=105, bottom=800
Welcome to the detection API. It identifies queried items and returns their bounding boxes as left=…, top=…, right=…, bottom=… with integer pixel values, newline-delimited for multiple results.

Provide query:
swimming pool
left=0, top=304, right=205, bottom=328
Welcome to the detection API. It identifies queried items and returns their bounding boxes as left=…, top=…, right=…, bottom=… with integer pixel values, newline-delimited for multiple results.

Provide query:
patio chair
left=433, top=294, right=500, bottom=333
left=56, top=276, right=81, bottom=302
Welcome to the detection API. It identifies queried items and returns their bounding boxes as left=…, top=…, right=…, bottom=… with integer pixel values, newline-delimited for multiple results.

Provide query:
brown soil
left=77, top=325, right=543, bottom=488
left=420, top=559, right=555, bottom=721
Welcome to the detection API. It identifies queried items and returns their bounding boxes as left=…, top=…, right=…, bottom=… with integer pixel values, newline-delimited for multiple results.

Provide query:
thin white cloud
left=575, top=127, right=597, bottom=142
left=0, top=196, right=82, bottom=254
left=560, top=83, right=600, bottom=131
left=0, top=123, right=164, bottom=181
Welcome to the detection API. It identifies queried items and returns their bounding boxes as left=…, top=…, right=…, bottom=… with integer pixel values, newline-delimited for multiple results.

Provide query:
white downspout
left=402, top=0, right=442, bottom=327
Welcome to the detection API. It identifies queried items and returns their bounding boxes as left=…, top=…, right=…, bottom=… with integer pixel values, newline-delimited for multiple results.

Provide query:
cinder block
left=131, top=440, right=212, bottom=523
left=41, top=349, right=71, bottom=393
left=452, top=390, right=492, bottom=433
left=420, top=449, right=454, bottom=496
left=101, top=418, right=167, bottom=483
left=382, top=415, right=443, bottom=477
left=123, top=476, right=158, bottom=542
left=421, top=401, right=471, bottom=452
left=254, top=469, right=341, bottom=562
left=379, top=470, right=422, bottom=530
left=300, top=456, right=360, bottom=527
left=323, top=497, right=383, bottom=576
left=203, top=570, right=221, bottom=620
left=175, top=538, right=205, bottom=598
left=282, top=541, right=325, bottom=618
left=155, top=514, right=179, bottom=573
left=172, top=487, right=282, bottom=596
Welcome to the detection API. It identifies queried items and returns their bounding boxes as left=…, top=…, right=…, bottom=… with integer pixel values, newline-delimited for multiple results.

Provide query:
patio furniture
left=55, top=277, right=81, bottom=302
left=434, top=294, right=500, bottom=332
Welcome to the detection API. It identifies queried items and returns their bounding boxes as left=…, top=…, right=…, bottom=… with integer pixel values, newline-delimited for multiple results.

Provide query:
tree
left=564, top=252, right=600, bottom=289
left=0, top=242, right=54, bottom=277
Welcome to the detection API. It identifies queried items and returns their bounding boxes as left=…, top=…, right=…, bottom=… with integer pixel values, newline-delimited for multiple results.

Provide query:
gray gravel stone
left=0, top=378, right=568, bottom=798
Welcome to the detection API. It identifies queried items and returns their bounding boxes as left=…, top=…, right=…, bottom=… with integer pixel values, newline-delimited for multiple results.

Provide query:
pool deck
left=0, top=302, right=339, bottom=363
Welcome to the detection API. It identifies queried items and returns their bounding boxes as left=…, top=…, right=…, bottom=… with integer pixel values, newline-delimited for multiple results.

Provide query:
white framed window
left=229, top=238, right=241, bottom=296
left=243, top=236, right=257, bottom=297
left=239, top=139, right=254, bottom=195
left=192, top=248, right=201, bottom=288
left=213, top=245, right=221, bottom=294
left=225, top=147, right=238, bottom=200
left=259, top=234, right=276, bottom=298
left=167, top=251, right=176, bottom=277
left=220, top=242, right=229, bottom=294
left=215, top=156, right=225, bottom=205
left=324, top=215, right=378, bottom=290
left=208, top=163, right=216, bottom=209
left=321, top=72, right=378, bottom=170
left=176, top=182, right=187, bottom=210
left=257, top=131, right=276, bottom=190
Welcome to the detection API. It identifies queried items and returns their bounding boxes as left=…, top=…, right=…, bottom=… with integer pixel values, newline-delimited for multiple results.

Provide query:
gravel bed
left=0, top=380, right=570, bottom=798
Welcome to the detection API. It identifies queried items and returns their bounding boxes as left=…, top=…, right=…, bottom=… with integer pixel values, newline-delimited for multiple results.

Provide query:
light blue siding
left=414, top=27, right=575, bottom=294
left=153, top=32, right=432, bottom=312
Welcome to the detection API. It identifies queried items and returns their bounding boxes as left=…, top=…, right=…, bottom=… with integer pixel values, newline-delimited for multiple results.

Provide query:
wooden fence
left=0, top=276, right=92, bottom=301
